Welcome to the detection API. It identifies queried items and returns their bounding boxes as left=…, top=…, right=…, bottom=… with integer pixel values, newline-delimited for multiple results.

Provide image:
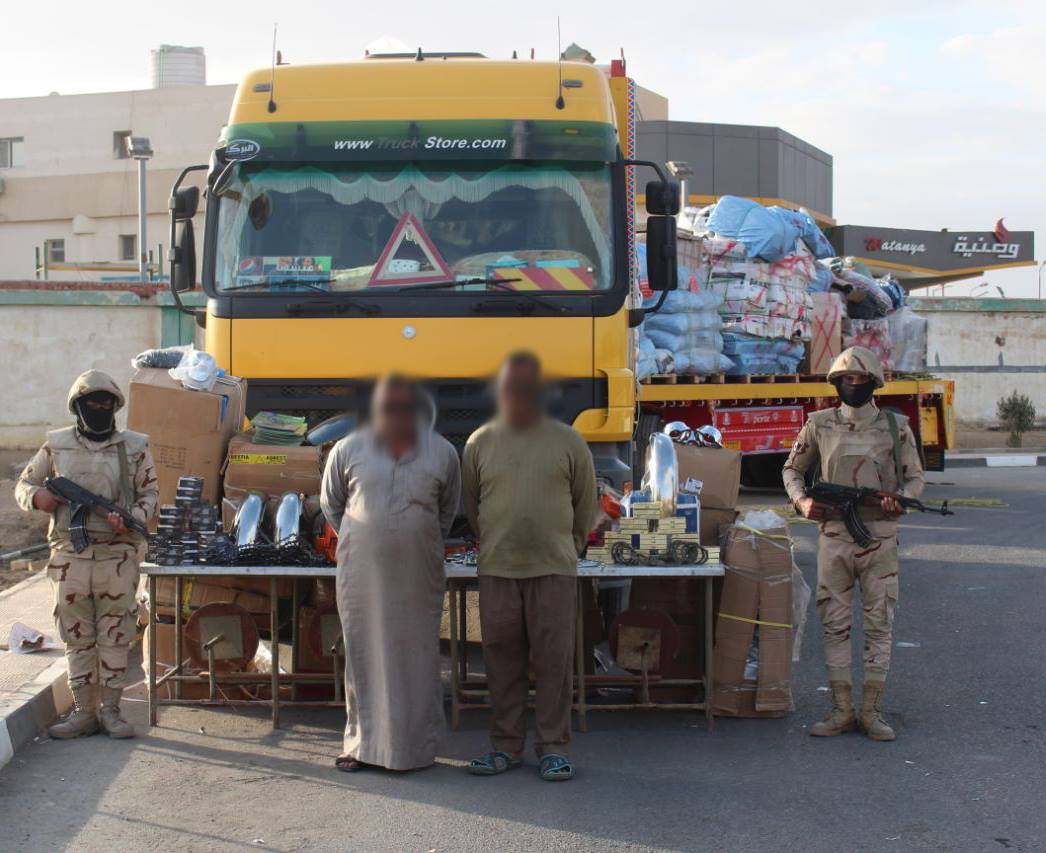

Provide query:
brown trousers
left=479, top=574, right=577, bottom=758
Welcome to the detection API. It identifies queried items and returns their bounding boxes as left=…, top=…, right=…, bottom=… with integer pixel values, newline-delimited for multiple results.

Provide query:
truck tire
left=633, top=412, right=663, bottom=488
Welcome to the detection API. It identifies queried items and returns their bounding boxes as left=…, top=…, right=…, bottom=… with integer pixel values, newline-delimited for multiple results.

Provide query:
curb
left=0, top=572, right=71, bottom=771
left=0, top=657, right=70, bottom=770
left=946, top=454, right=1046, bottom=469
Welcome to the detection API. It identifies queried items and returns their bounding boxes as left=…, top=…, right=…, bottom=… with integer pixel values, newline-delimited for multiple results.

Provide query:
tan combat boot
left=48, top=685, right=99, bottom=739
left=859, top=681, right=896, bottom=741
left=810, top=680, right=857, bottom=737
left=99, top=687, right=135, bottom=739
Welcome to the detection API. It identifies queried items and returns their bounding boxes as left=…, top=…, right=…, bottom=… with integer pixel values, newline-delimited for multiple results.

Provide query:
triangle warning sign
left=368, top=212, right=453, bottom=286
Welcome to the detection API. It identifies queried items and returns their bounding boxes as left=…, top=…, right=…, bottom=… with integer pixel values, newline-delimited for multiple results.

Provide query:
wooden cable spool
left=184, top=602, right=260, bottom=672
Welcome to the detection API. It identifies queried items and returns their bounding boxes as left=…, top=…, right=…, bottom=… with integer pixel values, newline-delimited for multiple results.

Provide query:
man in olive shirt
left=463, top=352, right=597, bottom=781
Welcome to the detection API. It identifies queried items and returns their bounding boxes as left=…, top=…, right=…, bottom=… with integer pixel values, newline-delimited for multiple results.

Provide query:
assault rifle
left=805, top=482, right=953, bottom=548
left=44, top=477, right=150, bottom=553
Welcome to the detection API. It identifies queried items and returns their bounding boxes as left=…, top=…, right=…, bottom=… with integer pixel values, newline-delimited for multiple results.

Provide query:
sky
left=4, top=0, right=1044, bottom=296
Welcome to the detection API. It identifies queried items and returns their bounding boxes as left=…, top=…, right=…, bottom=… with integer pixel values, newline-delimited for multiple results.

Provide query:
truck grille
left=245, top=378, right=607, bottom=452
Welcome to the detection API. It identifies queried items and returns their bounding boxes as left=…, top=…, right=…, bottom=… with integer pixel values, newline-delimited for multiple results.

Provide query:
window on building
left=113, top=130, right=132, bottom=160
left=0, top=137, right=24, bottom=169
left=45, top=239, right=65, bottom=264
left=119, top=234, right=137, bottom=261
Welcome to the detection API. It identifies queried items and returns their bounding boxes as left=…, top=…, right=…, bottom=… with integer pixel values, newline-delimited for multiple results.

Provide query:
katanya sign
left=864, top=237, right=927, bottom=256
left=829, top=223, right=1034, bottom=273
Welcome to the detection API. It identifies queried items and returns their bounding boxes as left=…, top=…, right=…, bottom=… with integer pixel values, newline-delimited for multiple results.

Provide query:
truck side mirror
left=170, top=186, right=200, bottom=222
left=171, top=222, right=197, bottom=293
left=645, top=180, right=681, bottom=216
left=645, top=216, right=678, bottom=292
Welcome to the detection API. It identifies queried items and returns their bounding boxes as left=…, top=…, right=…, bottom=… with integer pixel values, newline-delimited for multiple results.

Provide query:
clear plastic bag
left=169, top=349, right=219, bottom=392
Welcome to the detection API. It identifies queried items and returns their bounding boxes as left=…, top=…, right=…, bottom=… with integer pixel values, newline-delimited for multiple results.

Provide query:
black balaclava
left=832, top=377, right=876, bottom=408
left=74, top=390, right=118, bottom=441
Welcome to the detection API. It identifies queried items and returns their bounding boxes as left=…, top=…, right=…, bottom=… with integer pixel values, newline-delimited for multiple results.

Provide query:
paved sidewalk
left=0, top=572, right=70, bottom=769
left=946, top=449, right=1046, bottom=468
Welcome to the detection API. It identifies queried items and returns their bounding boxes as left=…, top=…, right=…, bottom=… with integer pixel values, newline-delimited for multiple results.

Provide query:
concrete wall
left=0, top=288, right=201, bottom=448
left=912, top=297, right=1046, bottom=424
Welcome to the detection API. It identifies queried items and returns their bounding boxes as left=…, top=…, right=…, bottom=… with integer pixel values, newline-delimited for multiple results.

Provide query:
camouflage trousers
left=815, top=533, right=899, bottom=684
left=47, top=547, right=140, bottom=690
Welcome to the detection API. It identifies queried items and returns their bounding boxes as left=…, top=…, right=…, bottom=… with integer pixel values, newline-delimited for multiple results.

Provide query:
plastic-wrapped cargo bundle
left=810, top=262, right=834, bottom=294
left=843, top=318, right=892, bottom=369
left=709, top=278, right=769, bottom=316
left=637, top=334, right=657, bottom=381
left=706, top=196, right=801, bottom=262
left=722, top=334, right=805, bottom=375
left=887, top=306, right=927, bottom=372
left=639, top=289, right=731, bottom=377
left=832, top=265, right=893, bottom=319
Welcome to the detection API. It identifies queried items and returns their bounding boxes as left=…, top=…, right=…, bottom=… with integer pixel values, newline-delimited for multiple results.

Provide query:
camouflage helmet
left=827, top=346, right=885, bottom=388
left=67, top=369, right=125, bottom=415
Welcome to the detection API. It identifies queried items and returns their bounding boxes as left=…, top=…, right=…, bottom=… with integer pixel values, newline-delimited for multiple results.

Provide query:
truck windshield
left=214, top=161, right=614, bottom=293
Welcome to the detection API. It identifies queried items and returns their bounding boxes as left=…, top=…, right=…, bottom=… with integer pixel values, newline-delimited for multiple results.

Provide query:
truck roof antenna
left=267, top=24, right=279, bottom=114
left=554, top=17, right=565, bottom=109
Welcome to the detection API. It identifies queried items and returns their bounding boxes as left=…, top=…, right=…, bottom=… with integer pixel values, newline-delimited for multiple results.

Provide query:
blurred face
left=373, top=382, right=418, bottom=446
left=833, top=373, right=876, bottom=408
left=497, top=361, right=543, bottom=427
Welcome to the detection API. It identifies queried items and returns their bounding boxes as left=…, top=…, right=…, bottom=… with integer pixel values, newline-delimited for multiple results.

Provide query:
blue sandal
left=539, top=754, right=575, bottom=781
left=467, top=751, right=523, bottom=776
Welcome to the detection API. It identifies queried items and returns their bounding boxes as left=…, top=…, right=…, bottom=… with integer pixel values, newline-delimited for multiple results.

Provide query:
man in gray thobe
left=321, top=375, right=461, bottom=771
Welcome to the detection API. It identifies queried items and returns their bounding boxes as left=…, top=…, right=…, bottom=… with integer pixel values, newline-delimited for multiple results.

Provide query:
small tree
left=997, top=390, right=1036, bottom=448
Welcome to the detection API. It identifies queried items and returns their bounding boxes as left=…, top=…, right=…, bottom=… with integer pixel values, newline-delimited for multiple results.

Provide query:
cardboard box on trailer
left=127, top=369, right=246, bottom=507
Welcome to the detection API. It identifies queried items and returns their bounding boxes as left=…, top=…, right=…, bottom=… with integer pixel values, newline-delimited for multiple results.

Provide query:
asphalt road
left=1, top=467, right=1044, bottom=852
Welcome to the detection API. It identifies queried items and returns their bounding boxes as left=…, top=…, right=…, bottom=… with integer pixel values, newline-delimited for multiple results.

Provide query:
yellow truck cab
left=168, top=53, right=677, bottom=489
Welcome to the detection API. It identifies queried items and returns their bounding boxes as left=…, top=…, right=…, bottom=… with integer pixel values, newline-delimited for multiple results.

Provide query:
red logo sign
left=993, top=218, right=1011, bottom=243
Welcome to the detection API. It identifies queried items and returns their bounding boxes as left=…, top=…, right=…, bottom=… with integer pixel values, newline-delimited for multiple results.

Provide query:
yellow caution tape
left=719, top=612, right=792, bottom=630
left=180, top=577, right=194, bottom=621
left=735, top=524, right=793, bottom=541
left=228, top=453, right=289, bottom=465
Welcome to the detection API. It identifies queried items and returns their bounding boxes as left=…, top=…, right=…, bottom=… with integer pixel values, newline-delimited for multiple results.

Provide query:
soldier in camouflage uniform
left=15, top=370, right=158, bottom=739
left=782, top=347, right=924, bottom=741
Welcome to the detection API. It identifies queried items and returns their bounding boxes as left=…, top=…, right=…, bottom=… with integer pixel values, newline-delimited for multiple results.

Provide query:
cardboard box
left=700, top=507, right=739, bottom=547
left=808, top=292, right=845, bottom=375
left=712, top=523, right=794, bottom=717
left=127, top=368, right=246, bottom=507
left=152, top=576, right=273, bottom=619
left=676, top=445, right=742, bottom=510
left=223, top=435, right=323, bottom=500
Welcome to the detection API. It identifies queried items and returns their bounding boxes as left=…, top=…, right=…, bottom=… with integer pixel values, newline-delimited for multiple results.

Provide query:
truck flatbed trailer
left=637, top=374, right=955, bottom=484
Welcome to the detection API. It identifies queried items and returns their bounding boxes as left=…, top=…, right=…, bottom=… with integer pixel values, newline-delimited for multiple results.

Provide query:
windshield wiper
left=224, top=279, right=380, bottom=314
left=384, top=276, right=520, bottom=292
left=386, top=277, right=568, bottom=314
left=224, top=278, right=337, bottom=295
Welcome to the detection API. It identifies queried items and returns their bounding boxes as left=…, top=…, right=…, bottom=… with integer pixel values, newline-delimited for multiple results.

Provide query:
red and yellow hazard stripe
left=490, top=266, right=595, bottom=291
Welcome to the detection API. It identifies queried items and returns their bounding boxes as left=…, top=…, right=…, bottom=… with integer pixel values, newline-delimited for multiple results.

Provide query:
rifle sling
left=885, top=411, right=904, bottom=489
left=115, top=437, right=133, bottom=512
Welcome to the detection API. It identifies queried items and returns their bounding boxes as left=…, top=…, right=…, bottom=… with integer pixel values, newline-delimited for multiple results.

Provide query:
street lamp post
left=125, top=136, right=154, bottom=281
left=1038, top=259, right=1045, bottom=301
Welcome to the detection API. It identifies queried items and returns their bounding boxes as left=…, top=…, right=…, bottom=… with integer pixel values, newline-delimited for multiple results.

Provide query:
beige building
left=0, top=60, right=232, bottom=281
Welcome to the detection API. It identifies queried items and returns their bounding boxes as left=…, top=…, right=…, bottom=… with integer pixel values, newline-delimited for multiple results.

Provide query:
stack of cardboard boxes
left=712, top=519, right=796, bottom=717
left=674, top=443, right=742, bottom=546
left=621, top=442, right=742, bottom=701
left=128, top=366, right=331, bottom=695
